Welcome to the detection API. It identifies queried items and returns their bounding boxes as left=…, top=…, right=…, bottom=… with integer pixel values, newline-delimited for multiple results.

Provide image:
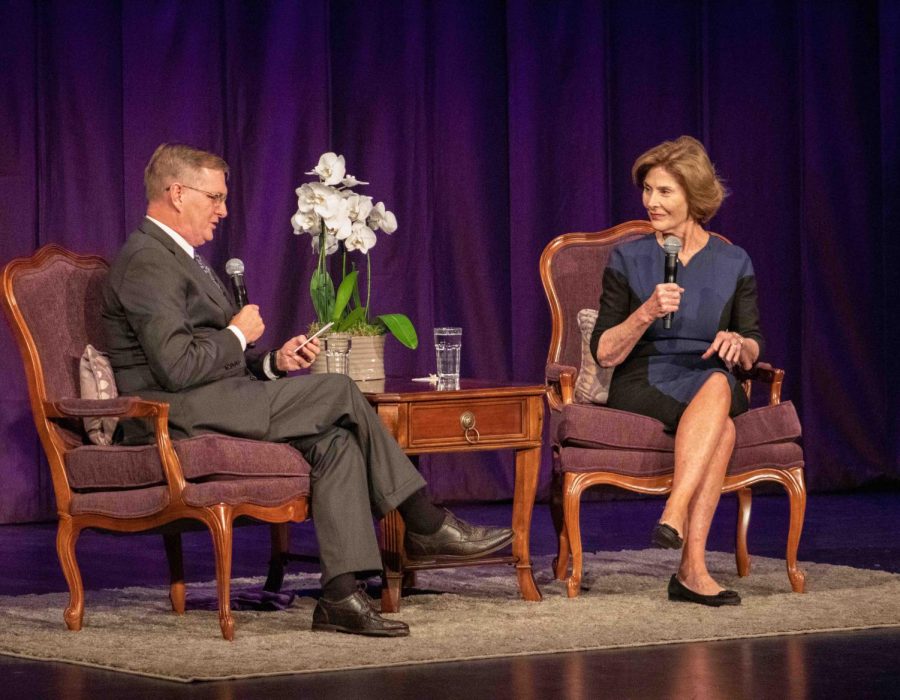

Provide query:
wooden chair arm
left=733, top=361, right=785, bottom=405
left=45, top=397, right=187, bottom=495
left=546, top=363, right=577, bottom=410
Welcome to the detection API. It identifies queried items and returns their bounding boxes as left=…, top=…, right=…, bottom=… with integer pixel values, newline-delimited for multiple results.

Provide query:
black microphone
left=225, top=258, right=254, bottom=347
left=662, top=235, right=682, bottom=330
left=225, top=258, right=248, bottom=307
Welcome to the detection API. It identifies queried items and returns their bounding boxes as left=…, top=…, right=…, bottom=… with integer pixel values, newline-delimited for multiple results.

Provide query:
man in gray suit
left=103, top=143, right=513, bottom=637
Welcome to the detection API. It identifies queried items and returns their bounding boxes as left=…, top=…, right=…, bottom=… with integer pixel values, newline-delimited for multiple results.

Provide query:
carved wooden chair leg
left=379, top=510, right=405, bottom=614
left=785, top=467, right=807, bottom=593
left=163, top=532, right=186, bottom=614
left=263, top=522, right=290, bottom=593
left=555, top=525, right=571, bottom=581
left=56, top=516, right=84, bottom=631
left=207, top=505, right=236, bottom=641
left=550, top=467, right=569, bottom=579
left=563, top=473, right=586, bottom=598
left=735, top=487, right=752, bottom=577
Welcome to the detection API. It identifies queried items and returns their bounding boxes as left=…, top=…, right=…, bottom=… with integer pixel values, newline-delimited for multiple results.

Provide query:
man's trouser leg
left=263, top=374, right=426, bottom=582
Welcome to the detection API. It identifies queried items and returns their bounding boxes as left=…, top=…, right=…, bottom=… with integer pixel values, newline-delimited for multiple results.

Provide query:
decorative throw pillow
left=574, top=308, right=614, bottom=404
left=79, top=344, right=119, bottom=445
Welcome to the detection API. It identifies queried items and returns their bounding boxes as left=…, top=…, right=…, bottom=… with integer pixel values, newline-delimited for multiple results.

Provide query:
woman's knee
left=721, top=416, right=736, bottom=447
left=701, top=372, right=732, bottom=402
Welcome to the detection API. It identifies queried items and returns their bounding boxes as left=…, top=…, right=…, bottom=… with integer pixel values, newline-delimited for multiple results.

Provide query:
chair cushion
left=558, top=441, right=804, bottom=478
left=173, top=436, right=309, bottom=481
left=574, top=308, right=614, bottom=404
left=65, top=444, right=166, bottom=490
left=559, top=404, right=673, bottom=452
left=733, top=401, right=802, bottom=447
left=70, top=485, right=170, bottom=518
left=183, top=477, right=309, bottom=507
left=68, top=477, right=310, bottom=517
left=65, top=435, right=310, bottom=490
left=557, top=401, right=801, bottom=452
left=79, top=344, right=119, bottom=445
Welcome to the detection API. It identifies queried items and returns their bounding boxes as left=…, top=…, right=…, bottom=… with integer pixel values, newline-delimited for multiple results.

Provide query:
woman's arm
left=596, top=282, right=683, bottom=367
left=589, top=248, right=684, bottom=368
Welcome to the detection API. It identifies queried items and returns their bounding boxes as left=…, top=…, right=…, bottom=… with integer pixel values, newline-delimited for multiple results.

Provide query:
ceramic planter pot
left=308, top=333, right=386, bottom=381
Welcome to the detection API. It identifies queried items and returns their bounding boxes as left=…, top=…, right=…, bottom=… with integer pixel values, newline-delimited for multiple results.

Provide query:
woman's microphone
left=662, top=236, right=682, bottom=329
left=225, top=258, right=254, bottom=347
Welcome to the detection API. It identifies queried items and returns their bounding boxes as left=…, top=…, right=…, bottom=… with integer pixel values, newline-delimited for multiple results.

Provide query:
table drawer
left=407, top=398, right=527, bottom=449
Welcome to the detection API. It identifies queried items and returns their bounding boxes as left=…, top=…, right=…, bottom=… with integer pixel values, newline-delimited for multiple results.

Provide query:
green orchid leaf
left=351, top=262, right=363, bottom=310
left=336, top=306, right=367, bottom=332
left=332, top=270, right=359, bottom=322
left=310, top=269, right=335, bottom=324
left=377, top=313, right=418, bottom=349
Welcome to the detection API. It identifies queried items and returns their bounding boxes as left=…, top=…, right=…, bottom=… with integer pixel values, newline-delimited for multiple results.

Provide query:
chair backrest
left=540, top=221, right=654, bottom=371
left=2, top=244, right=110, bottom=447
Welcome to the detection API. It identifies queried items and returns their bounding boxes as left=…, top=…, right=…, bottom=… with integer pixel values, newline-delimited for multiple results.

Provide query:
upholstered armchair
left=540, top=221, right=806, bottom=597
left=1, top=245, right=312, bottom=640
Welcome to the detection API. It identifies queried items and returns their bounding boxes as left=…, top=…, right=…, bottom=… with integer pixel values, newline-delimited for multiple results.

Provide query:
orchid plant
left=291, top=152, right=417, bottom=349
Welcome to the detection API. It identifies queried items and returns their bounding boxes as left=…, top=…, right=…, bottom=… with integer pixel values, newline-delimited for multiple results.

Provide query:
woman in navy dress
left=590, top=136, right=763, bottom=606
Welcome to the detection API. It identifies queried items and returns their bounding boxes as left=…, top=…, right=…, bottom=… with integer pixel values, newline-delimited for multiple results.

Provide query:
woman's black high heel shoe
left=667, top=575, right=741, bottom=607
left=651, top=521, right=683, bottom=549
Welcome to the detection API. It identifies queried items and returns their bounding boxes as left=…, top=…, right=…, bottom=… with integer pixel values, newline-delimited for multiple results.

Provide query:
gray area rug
left=1, top=550, right=898, bottom=683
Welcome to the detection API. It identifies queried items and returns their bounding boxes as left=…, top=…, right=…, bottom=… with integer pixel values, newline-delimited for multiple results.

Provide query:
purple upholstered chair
left=540, top=222, right=807, bottom=597
left=1, top=245, right=312, bottom=640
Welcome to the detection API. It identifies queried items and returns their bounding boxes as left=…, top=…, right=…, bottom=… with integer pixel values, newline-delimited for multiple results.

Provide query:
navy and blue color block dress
left=589, top=234, right=764, bottom=431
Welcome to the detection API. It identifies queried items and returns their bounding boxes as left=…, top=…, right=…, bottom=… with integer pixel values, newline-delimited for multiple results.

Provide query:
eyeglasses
left=166, top=183, right=227, bottom=206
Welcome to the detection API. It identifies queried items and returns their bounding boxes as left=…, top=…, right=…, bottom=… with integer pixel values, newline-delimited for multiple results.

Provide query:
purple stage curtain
left=0, top=0, right=896, bottom=523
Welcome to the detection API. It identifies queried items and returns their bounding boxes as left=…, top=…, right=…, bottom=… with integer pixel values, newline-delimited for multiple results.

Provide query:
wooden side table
left=359, top=378, right=545, bottom=613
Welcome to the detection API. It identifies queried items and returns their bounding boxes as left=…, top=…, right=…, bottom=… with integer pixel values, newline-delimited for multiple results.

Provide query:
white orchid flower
left=291, top=209, right=319, bottom=233
left=305, top=152, right=346, bottom=186
left=311, top=230, right=339, bottom=255
left=314, top=190, right=346, bottom=220
left=315, top=192, right=352, bottom=240
left=344, top=222, right=377, bottom=254
left=341, top=173, right=369, bottom=188
left=301, top=182, right=333, bottom=206
left=293, top=155, right=396, bottom=262
left=343, top=193, right=374, bottom=223
left=368, top=202, right=398, bottom=233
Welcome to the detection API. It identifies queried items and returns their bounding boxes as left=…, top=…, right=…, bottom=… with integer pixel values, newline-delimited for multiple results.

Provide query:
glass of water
left=325, top=335, right=351, bottom=375
left=433, top=327, right=462, bottom=381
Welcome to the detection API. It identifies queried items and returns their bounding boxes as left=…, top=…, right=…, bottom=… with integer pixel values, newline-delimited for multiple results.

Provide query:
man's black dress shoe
left=405, top=510, right=514, bottom=562
left=651, top=521, right=683, bottom=549
left=667, top=575, right=741, bottom=607
left=312, top=590, right=410, bottom=637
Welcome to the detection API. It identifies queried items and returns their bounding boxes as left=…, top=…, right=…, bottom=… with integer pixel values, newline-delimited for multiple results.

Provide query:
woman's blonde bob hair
left=631, top=135, right=726, bottom=224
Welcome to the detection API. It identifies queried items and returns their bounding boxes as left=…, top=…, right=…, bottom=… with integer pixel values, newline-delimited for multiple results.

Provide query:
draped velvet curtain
left=0, top=0, right=896, bottom=523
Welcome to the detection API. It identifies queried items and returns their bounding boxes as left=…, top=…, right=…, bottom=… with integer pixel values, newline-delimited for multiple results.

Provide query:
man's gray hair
left=144, top=143, right=229, bottom=201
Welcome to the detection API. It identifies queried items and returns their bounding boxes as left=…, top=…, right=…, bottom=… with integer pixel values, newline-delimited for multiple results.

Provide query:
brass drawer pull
left=460, top=411, right=480, bottom=444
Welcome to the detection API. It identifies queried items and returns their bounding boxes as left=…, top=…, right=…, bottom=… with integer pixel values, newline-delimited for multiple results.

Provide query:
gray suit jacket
left=103, top=219, right=272, bottom=443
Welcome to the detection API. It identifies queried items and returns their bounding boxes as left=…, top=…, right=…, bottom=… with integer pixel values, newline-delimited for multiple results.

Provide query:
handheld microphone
left=662, top=236, right=682, bottom=330
left=225, top=258, right=254, bottom=347
left=225, top=258, right=248, bottom=307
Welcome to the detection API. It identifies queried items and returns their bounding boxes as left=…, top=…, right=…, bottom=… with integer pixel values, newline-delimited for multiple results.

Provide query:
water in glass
left=434, top=327, right=462, bottom=380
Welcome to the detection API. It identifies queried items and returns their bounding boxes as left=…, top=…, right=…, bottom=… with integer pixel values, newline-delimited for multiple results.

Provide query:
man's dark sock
left=397, top=488, right=446, bottom=535
left=321, top=573, right=357, bottom=602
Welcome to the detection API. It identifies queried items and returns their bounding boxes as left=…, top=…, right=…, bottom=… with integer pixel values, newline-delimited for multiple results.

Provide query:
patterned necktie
left=193, top=252, right=229, bottom=298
